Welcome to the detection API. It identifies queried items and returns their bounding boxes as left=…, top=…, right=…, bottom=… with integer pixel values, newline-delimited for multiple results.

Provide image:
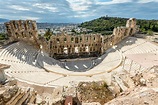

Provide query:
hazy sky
left=0, top=0, right=158, bottom=23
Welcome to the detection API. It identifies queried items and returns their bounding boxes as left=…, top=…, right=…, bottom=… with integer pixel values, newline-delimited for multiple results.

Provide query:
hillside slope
left=79, top=16, right=158, bottom=35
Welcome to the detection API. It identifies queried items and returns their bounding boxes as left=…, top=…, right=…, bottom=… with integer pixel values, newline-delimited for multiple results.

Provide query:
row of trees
left=79, top=16, right=158, bottom=35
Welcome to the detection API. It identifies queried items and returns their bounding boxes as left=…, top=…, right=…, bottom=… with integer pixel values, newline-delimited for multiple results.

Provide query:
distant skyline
left=0, top=0, right=158, bottom=23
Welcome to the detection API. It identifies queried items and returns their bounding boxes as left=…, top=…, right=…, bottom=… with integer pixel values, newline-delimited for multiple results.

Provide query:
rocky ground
left=79, top=66, right=158, bottom=105
left=105, top=87, right=158, bottom=105
left=0, top=66, right=157, bottom=105
left=77, top=81, right=114, bottom=104
left=0, top=82, right=37, bottom=105
left=104, top=66, right=158, bottom=105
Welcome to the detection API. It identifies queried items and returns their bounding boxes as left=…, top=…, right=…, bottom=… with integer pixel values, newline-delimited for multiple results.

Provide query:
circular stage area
left=0, top=41, right=122, bottom=87
left=36, top=46, right=122, bottom=76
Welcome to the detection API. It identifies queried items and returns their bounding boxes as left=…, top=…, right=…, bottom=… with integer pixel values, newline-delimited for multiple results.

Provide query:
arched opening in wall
left=64, top=47, right=68, bottom=54
left=93, top=47, right=95, bottom=51
left=129, top=28, right=133, bottom=36
left=57, top=38, right=60, bottom=43
left=86, top=36, right=88, bottom=42
left=80, top=37, right=82, bottom=42
left=83, top=47, right=85, bottom=52
left=93, top=36, right=95, bottom=41
left=101, top=38, right=102, bottom=43
left=64, top=37, right=67, bottom=43
left=75, top=37, right=78, bottom=43
left=15, top=32, right=18, bottom=38
left=71, top=37, right=74, bottom=42
left=90, top=47, right=92, bottom=52
left=75, top=47, right=79, bottom=53
left=100, top=47, right=102, bottom=53
left=61, top=47, right=64, bottom=53
left=29, top=32, right=32, bottom=38
left=104, top=39, right=106, bottom=44
left=86, top=46, right=89, bottom=52
left=80, top=47, right=82, bottom=52
left=6, top=25, right=9, bottom=30
left=68, top=47, right=71, bottom=54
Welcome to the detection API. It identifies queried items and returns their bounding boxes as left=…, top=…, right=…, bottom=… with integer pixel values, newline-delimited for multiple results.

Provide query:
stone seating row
left=123, top=41, right=158, bottom=55
left=0, top=42, right=38, bottom=65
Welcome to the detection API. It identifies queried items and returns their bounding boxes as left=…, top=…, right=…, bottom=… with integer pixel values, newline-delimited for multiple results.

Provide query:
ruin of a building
left=5, top=18, right=138, bottom=59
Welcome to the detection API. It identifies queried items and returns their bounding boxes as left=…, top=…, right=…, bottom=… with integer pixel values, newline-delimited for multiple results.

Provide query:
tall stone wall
left=49, top=34, right=102, bottom=58
left=5, top=18, right=137, bottom=59
left=5, top=20, right=40, bottom=48
left=112, top=18, right=137, bottom=45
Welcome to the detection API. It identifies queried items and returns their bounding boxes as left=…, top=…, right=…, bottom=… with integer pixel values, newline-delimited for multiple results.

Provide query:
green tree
left=44, top=28, right=52, bottom=41
left=0, top=33, right=7, bottom=40
left=147, top=30, right=153, bottom=35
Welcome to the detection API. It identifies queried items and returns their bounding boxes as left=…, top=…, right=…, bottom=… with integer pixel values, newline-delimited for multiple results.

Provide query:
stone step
left=108, top=81, right=121, bottom=96
left=117, top=71, right=135, bottom=89
left=113, top=75, right=128, bottom=91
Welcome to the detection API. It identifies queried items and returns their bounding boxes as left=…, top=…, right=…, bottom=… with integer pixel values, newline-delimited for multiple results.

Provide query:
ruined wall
left=44, top=18, right=137, bottom=59
left=5, top=18, right=137, bottom=59
left=112, top=18, right=137, bottom=45
left=49, top=34, right=102, bottom=58
left=5, top=20, right=40, bottom=49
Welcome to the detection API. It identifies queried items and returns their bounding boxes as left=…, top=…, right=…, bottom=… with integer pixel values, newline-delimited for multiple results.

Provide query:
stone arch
left=80, top=37, right=82, bottom=42
left=93, top=36, right=95, bottom=41
left=57, top=38, right=60, bottom=43
left=64, top=37, right=67, bottom=42
left=71, top=37, right=74, bottom=42
left=75, top=37, right=78, bottom=43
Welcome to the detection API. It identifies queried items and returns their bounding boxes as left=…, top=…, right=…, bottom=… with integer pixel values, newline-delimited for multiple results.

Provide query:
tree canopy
left=79, top=16, right=158, bottom=35
left=0, top=33, right=8, bottom=40
left=44, top=28, right=52, bottom=41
